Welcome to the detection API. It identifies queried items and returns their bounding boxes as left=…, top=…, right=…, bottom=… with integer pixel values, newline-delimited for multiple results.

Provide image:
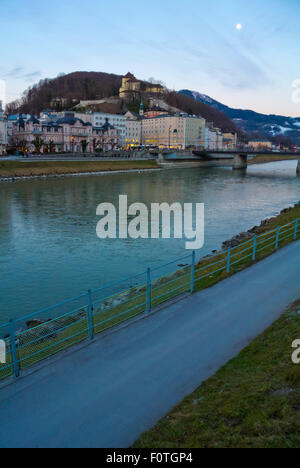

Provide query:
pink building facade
left=11, top=113, right=93, bottom=153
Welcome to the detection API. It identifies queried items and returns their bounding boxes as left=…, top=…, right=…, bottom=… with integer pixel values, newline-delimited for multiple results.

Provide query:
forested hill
left=165, top=92, right=239, bottom=134
left=7, top=71, right=123, bottom=114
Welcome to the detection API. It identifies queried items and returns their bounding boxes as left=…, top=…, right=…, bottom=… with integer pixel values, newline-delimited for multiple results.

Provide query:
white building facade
left=205, top=126, right=219, bottom=150
left=125, top=113, right=142, bottom=148
left=76, top=112, right=126, bottom=147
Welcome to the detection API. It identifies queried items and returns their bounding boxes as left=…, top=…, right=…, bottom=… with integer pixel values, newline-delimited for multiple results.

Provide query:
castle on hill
left=119, top=73, right=165, bottom=101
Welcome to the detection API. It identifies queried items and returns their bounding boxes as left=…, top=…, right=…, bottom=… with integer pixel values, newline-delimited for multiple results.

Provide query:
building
left=50, top=97, right=78, bottom=111
left=216, top=129, right=223, bottom=150
left=119, top=73, right=165, bottom=101
left=142, top=115, right=206, bottom=149
left=11, top=112, right=93, bottom=153
left=205, top=125, right=216, bottom=150
left=0, top=101, right=8, bottom=155
left=143, top=106, right=168, bottom=119
left=222, top=132, right=238, bottom=150
left=93, top=118, right=120, bottom=152
left=248, top=139, right=272, bottom=150
left=125, top=112, right=142, bottom=148
left=77, top=112, right=126, bottom=147
left=7, top=113, right=30, bottom=137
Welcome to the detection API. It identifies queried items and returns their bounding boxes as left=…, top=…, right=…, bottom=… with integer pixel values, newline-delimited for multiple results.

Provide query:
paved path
left=1, top=241, right=300, bottom=448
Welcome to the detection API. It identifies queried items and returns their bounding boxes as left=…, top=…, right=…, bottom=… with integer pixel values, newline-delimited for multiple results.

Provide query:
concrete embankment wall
left=18, top=150, right=153, bottom=162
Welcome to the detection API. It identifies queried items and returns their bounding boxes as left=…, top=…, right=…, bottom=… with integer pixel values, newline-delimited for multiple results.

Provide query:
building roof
left=27, top=115, right=40, bottom=125
left=124, top=72, right=139, bottom=83
left=145, top=106, right=167, bottom=113
left=146, top=83, right=163, bottom=89
left=56, top=115, right=91, bottom=126
left=97, top=118, right=116, bottom=132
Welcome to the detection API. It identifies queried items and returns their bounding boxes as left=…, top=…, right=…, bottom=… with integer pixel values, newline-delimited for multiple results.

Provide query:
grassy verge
left=249, top=154, right=298, bottom=165
left=134, top=300, right=300, bottom=448
left=0, top=160, right=159, bottom=178
left=1, top=203, right=300, bottom=382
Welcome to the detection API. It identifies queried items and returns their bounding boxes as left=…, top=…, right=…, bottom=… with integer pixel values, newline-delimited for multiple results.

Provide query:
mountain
left=179, top=90, right=300, bottom=144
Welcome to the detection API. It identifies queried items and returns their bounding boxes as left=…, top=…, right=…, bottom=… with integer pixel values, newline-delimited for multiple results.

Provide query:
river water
left=0, top=160, right=299, bottom=323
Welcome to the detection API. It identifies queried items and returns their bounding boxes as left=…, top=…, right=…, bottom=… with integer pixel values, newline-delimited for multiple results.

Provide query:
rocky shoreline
left=222, top=202, right=300, bottom=250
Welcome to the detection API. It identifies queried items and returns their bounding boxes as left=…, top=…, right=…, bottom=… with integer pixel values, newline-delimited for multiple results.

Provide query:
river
left=0, top=160, right=299, bottom=323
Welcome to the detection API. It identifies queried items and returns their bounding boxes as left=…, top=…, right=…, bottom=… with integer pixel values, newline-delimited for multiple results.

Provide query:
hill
left=6, top=71, right=240, bottom=135
left=179, top=89, right=300, bottom=145
left=7, top=71, right=123, bottom=114
left=164, top=92, right=240, bottom=134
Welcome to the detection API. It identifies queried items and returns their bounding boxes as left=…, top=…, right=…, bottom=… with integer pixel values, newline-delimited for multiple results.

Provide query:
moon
left=236, top=23, right=243, bottom=30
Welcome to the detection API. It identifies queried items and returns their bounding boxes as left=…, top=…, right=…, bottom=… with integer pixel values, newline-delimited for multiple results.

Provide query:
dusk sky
left=1, top=0, right=299, bottom=116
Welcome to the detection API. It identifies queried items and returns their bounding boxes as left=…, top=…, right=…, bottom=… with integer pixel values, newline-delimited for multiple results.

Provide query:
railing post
left=87, top=290, right=94, bottom=341
left=294, top=219, right=298, bottom=241
left=9, top=320, right=19, bottom=378
left=146, top=268, right=151, bottom=313
left=252, top=235, right=257, bottom=262
left=275, top=226, right=280, bottom=249
left=226, top=247, right=231, bottom=273
left=191, top=251, right=196, bottom=294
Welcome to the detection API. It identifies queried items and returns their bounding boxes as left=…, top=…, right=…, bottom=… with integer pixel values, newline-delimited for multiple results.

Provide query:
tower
left=139, top=100, right=144, bottom=116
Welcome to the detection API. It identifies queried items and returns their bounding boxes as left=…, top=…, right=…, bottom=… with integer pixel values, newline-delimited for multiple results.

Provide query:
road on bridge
left=0, top=240, right=300, bottom=448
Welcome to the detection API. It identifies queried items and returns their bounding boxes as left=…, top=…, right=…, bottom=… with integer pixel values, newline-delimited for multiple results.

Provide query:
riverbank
left=0, top=160, right=159, bottom=180
left=134, top=298, right=300, bottom=448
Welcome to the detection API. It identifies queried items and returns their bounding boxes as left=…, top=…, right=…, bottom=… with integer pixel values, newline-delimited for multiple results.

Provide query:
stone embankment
left=222, top=203, right=300, bottom=250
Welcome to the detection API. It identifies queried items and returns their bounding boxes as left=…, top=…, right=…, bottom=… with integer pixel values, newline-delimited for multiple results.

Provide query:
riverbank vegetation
left=0, top=160, right=159, bottom=179
left=134, top=299, right=300, bottom=448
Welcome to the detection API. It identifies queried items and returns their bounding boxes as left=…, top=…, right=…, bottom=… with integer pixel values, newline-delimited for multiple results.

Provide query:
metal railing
left=0, top=218, right=299, bottom=381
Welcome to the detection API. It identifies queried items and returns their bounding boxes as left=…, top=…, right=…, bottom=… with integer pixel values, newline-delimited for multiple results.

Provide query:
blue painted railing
left=0, top=218, right=299, bottom=380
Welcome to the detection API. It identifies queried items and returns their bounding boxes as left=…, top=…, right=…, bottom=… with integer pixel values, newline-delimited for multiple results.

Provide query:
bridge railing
left=0, top=218, right=299, bottom=381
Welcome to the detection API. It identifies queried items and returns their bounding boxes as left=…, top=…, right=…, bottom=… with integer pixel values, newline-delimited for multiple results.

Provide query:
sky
left=1, top=0, right=300, bottom=116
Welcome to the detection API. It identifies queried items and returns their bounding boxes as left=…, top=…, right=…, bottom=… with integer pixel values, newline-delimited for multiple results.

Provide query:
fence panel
left=150, top=254, right=192, bottom=308
left=16, top=306, right=90, bottom=371
left=92, top=272, right=147, bottom=335
left=0, top=323, right=13, bottom=381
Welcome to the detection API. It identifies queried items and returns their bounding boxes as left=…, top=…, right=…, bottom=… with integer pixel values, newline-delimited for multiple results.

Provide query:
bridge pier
left=233, top=153, right=247, bottom=170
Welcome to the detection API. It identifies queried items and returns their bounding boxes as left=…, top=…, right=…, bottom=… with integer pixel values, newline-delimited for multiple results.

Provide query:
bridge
left=154, top=149, right=300, bottom=172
